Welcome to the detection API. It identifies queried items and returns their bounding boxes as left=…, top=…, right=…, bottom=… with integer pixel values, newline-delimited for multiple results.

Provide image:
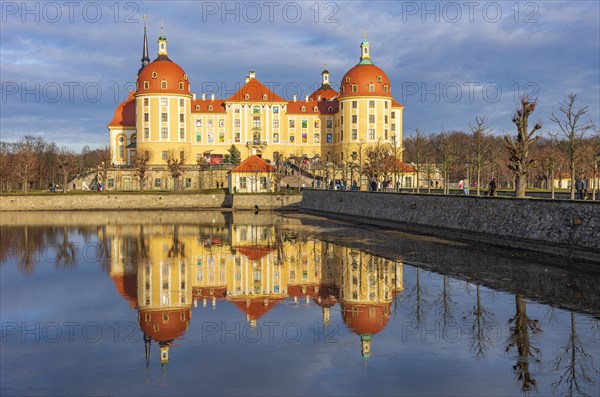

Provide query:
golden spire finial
left=364, top=29, right=367, bottom=41
left=143, top=14, right=147, bottom=26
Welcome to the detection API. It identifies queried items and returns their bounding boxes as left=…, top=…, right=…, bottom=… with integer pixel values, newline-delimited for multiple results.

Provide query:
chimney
left=192, top=93, right=196, bottom=100
left=317, top=95, right=321, bottom=101
left=305, top=95, right=309, bottom=101
left=201, top=92, right=206, bottom=100
left=211, top=93, right=215, bottom=101
left=293, top=94, right=297, bottom=102
left=249, top=71, right=256, bottom=79
left=245, top=76, right=250, bottom=83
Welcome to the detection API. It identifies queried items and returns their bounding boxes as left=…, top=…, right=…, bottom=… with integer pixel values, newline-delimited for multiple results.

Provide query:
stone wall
left=300, top=190, right=600, bottom=263
left=0, top=193, right=301, bottom=211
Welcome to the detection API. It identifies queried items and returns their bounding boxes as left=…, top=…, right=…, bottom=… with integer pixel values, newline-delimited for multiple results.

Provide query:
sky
left=1, top=0, right=599, bottom=151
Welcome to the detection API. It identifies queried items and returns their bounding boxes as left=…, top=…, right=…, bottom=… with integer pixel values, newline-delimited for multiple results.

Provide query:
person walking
left=575, top=177, right=584, bottom=200
left=463, top=178, right=469, bottom=195
left=489, top=178, right=497, bottom=197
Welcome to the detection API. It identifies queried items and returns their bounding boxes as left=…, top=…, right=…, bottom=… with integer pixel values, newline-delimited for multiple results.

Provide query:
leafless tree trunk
left=55, top=147, right=79, bottom=193
left=133, top=148, right=152, bottom=191
left=96, top=146, right=111, bottom=192
left=14, top=138, right=38, bottom=193
left=167, top=149, right=187, bottom=192
left=470, top=116, right=493, bottom=196
left=549, top=94, right=594, bottom=200
left=505, top=97, right=542, bottom=198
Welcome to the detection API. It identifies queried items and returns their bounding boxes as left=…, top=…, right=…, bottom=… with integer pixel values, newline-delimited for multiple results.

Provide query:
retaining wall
left=0, top=193, right=301, bottom=211
left=300, top=190, right=600, bottom=263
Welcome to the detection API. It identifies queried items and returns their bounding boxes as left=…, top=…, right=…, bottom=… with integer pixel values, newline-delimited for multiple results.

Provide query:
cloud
left=1, top=0, right=598, bottom=149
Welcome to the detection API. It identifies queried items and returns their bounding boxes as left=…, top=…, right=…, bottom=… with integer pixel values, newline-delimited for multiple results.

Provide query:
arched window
left=161, top=81, right=167, bottom=89
left=179, top=82, right=184, bottom=90
left=152, top=71, right=157, bottom=79
left=143, top=81, right=149, bottom=89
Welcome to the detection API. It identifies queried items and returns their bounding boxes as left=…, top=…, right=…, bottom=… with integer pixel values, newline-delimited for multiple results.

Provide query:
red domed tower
left=134, top=24, right=193, bottom=166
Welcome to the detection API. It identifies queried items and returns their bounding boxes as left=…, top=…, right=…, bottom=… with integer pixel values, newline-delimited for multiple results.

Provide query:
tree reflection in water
left=463, top=283, right=495, bottom=359
left=552, top=311, right=598, bottom=397
left=505, top=294, right=542, bottom=394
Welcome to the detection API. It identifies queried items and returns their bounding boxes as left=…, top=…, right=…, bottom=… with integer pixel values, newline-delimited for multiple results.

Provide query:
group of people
left=459, top=178, right=497, bottom=196
left=575, top=177, right=590, bottom=200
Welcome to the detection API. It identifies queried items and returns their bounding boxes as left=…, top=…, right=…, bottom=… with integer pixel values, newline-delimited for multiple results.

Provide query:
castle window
left=351, top=84, right=357, bottom=93
left=301, top=106, right=305, bottom=112
left=273, top=119, right=279, bottom=128
left=345, top=77, right=350, bottom=83
left=384, top=129, right=388, bottom=140
left=155, top=178, right=162, bottom=187
left=161, top=113, right=168, bottom=122
left=262, top=94, right=268, bottom=100
left=184, top=74, right=188, bottom=80
left=391, top=112, right=396, bottom=119
left=219, top=119, right=224, bottom=127
left=196, top=119, right=201, bottom=127
left=352, top=101, right=357, bottom=109
left=273, top=106, right=279, bottom=113
left=384, top=84, right=388, bottom=93
left=369, top=129, right=375, bottom=139
left=144, top=98, right=148, bottom=106
left=352, top=129, right=357, bottom=140
left=369, top=100, right=375, bottom=108
left=195, top=105, right=200, bottom=111
left=152, top=72, right=157, bottom=79
left=234, top=119, right=240, bottom=128
left=179, top=82, right=184, bottom=90
left=369, top=84, right=375, bottom=92
left=161, top=81, right=167, bottom=89
left=328, top=106, right=333, bottom=112
left=289, top=120, right=295, bottom=128
left=352, top=115, right=357, bottom=124
left=341, top=86, right=345, bottom=94
left=144, top=81, right=149, bottom=89
left=119, top=136, right=124, bottom=143
left=161, top=98, right=167, bottom=106
left=144, top=113, right=149, bottom=122
left=180, top=99, right=184, bottom=107
left=208, top=105, right=213, bottom=111
left=144, top=128, right=149, bottom=139
left=161, top=127, right=168, bottom=139
left=244, top=94, right=250, bottom=100
left=377, top=76, right=382, bottom=83
left=391, top=123, right=395, bottom=131
left=179, top=114, right=184, bottom=122
left=384, top=102, right=388, bottom=109
left=313, top=106, right=318, bottom=112
left=369, top=115, right=375, bottom=123
left=384, top=115, right=388, bottom=123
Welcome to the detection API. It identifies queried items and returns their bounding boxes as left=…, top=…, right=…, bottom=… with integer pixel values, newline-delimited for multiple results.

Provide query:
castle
left=107, top=24, right=404, bottom=168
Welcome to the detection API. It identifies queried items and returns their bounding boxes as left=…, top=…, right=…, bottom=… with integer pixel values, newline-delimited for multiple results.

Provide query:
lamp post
left=594, top=152, right=600, bottom=201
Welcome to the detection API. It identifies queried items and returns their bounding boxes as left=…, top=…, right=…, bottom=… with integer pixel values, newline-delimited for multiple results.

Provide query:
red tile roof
left=391, top=99, right=404, bottom=108
left=230, top=155, right=276, bottom=173
left=226, top=77, right=285, bottom=102
left=108, top=91, right=136, bottom=127
left=236, top=245, right=274, bottom=261
left=286, top=100, right=321, bottom=114
left=191, top=99, right=226, bottom=113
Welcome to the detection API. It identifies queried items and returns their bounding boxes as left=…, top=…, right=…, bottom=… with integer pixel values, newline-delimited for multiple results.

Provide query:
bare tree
left=407, top=129, right=429, bottom=193
left=432, top=132, right=457, bottom=194
left=133, top=148, right=153, bottom=191
left=55, top=147, right=79, bottom=193
left=505, top=97, right=542, bottom=198
left=470, top=116, right=493, bottom=196
left=463, top=283, right=495, bottom=359
left=95, top=146, right=112, bottom=192
left=549, top=94, right=595, bottom=200
left=13, top=137, right=39, bottom=193
left=0, top=142, right=16, bottom=192
left=166, top=149, right=187, bottom=192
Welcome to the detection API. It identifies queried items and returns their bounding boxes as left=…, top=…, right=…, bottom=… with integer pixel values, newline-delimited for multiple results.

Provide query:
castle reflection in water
left=103, top=213, right=403, bottom=368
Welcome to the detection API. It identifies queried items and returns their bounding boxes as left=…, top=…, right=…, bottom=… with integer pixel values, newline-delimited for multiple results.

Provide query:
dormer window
left=351, top=84, right=358, bottom=93
left=152, top=72, right=157, bottom=79
left=244, top=94, right=250, bottom=100
left=376, top=76, right=382, bottom=83
left=143, top=81, right=149, bottom=89
left=313, top=106, right=318, bottom=112
left=208, top=105, right=213, bottom=111
left=161, top=81, right=167, bottom=89
left=368, top=84, right=375, bottom=92
left=195, top=105, right=200, bottom=111
left=262, top=94, right=268, bottom=100
left=328, top=106, right=333, bottom=112
left=345, top=77, right=350, bottom=83
left=301, top=106, right=305, bottom=112
left=184, top=74, right=188, bottom=80
left=179, top=82, right=184, bottom=90
left=384, top=85, right=388, bottom=93
left=341, top=86, right=345, bottom=94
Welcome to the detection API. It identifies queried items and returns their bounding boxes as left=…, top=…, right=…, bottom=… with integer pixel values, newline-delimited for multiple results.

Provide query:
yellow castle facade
left=107, top=25, right=404, bottom=166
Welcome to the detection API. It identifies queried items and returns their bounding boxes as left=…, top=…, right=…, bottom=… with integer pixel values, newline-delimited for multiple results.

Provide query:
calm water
left=1, top=211, right=599, bottom=397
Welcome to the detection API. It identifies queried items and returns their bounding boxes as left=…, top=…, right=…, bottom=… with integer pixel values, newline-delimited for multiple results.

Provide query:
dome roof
left=341, top=303, right=390, bottom=335
left=313, top=284, right=339, bottom=308
left=108, top=91, right=136, bottom=127
left=136, top=58, right=190, bottom=95
left=309, top=85, right=338, bottom=101
left=138, top=308, right=191, bottom=342
left=339, top=64, right=391, bottom=98
left=111, top=272, right=137, bottom=309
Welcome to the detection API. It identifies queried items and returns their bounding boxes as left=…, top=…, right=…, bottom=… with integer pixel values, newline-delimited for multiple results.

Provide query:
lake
left=1, top=211, right=598, bottom=396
